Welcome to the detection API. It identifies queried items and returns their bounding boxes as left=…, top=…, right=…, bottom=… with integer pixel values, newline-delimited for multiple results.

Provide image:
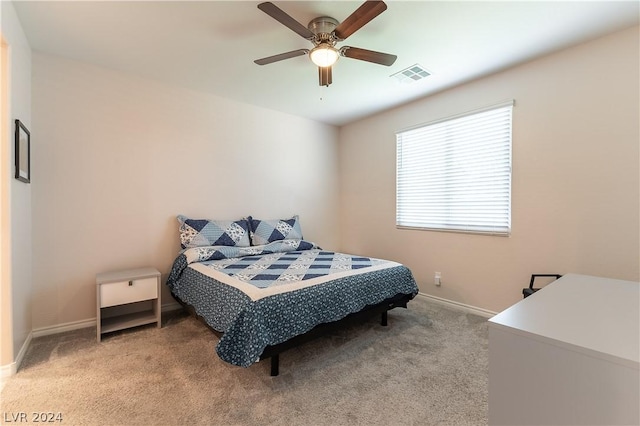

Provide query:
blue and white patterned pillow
left=247, top=215, right=303, bottom=246
left=177, top=215, right=250, bottom=249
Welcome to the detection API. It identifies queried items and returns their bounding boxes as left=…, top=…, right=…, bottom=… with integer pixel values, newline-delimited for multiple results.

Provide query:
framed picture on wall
left=14, top=119, right=30, bottom=183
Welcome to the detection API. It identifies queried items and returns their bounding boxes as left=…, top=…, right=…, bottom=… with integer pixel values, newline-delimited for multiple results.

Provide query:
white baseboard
left=15, top=331, right=32, bottom=370
left=32, top=318, right=96, bottom=338
left=0, top=330, right=32, bottom=381
left=162, top=301, right=182, bottom=312
left=417, top=292, right=498, bottom=318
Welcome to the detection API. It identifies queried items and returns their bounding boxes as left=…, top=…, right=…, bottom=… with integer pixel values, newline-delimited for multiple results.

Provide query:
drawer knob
left=128, top=280, right=133, bottom=286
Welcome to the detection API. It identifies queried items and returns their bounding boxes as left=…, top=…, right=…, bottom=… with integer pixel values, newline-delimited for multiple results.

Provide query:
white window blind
left=396, top=101, right=513, bottom=235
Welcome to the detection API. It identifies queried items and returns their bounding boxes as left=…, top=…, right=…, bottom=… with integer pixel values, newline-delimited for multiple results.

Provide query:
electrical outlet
left=434, top=272, right=441, bottom=286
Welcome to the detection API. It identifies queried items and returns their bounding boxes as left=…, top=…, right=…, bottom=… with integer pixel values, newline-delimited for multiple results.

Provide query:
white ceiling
left=12, top=1, right=640, bottom=126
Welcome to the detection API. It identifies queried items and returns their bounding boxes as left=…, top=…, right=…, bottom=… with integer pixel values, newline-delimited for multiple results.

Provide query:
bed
left=166, top=215, right=419, bottom=376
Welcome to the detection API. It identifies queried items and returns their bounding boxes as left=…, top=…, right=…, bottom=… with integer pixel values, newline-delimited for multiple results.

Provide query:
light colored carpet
left=1, top=297, right=488, bottom=425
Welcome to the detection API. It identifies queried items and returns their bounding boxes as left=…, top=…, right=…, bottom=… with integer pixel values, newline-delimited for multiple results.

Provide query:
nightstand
left=96, top=267, right=161, bottom=342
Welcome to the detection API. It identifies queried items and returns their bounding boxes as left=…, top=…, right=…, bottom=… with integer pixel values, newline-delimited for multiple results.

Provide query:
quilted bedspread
left=166, top=240, right=418, bottom=368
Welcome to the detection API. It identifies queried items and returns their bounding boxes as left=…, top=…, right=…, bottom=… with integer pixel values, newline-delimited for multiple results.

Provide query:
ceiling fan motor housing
left=308, top=16, right=339, bottom=43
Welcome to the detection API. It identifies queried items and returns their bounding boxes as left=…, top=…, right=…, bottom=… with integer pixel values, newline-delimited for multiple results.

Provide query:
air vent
left=392, top=64, right=431, bottom=83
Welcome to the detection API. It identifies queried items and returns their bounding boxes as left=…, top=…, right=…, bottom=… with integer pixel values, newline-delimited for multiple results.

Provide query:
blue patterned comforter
left=166, top=240, right=418, bottom=367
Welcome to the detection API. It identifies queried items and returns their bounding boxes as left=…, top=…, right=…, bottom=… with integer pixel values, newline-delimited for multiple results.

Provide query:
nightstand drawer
left=100, top=277, right=158, bottom=308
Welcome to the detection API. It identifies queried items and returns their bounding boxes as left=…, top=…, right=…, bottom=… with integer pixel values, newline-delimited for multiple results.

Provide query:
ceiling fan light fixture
left=309, top=43, right=339, bottom=67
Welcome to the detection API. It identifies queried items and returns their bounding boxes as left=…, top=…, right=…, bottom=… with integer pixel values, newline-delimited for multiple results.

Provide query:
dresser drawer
left=99, top=277, right=158, bottom=308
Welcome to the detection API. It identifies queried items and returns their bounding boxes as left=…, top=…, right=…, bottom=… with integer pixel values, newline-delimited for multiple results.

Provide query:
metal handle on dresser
left=128, top=280, right=133, bottom=286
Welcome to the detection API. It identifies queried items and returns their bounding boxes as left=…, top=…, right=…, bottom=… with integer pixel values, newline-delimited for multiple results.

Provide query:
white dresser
left=488, top=273, right=639, bottom=425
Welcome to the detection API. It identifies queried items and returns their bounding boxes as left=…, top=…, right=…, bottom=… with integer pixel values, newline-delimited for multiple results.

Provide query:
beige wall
left=1, top=0, right=32, bottom=369
left=338, top=26, right=639, bottom=313
left=31, top=53, right=340, bottom=329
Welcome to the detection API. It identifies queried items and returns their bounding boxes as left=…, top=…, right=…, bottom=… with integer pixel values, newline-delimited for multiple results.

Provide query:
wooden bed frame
left=172, top=292, right=415, bottom=376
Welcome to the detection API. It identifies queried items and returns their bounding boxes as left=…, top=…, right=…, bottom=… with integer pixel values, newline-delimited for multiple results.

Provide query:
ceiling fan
left=254, top=1, right=397, bottom=87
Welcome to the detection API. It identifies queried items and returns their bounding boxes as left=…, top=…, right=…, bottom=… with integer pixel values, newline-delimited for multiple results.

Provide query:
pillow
left=248, top=215, right=304, bottom=246
left=177, top=215, right=250, bottom=249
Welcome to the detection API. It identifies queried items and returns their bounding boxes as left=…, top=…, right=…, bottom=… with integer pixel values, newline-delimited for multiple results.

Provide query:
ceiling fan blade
left=318, top=66, right=332, bottom=87
left=341, top=46, right=397, bottom=66
left=257, top=2, right=315, bottom=40
left=254, top=49, right=309, bottom=65
left=334, top=1, right=387, bottom=40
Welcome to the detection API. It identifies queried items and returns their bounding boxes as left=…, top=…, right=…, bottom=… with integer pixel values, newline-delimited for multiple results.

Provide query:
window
left=396, top=101, right=513, bottom=235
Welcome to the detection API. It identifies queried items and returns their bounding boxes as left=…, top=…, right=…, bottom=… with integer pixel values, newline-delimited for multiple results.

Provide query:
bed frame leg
left=270, top=354, right=279, bottom=376
left=381, top=311, right=388, bottom=326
